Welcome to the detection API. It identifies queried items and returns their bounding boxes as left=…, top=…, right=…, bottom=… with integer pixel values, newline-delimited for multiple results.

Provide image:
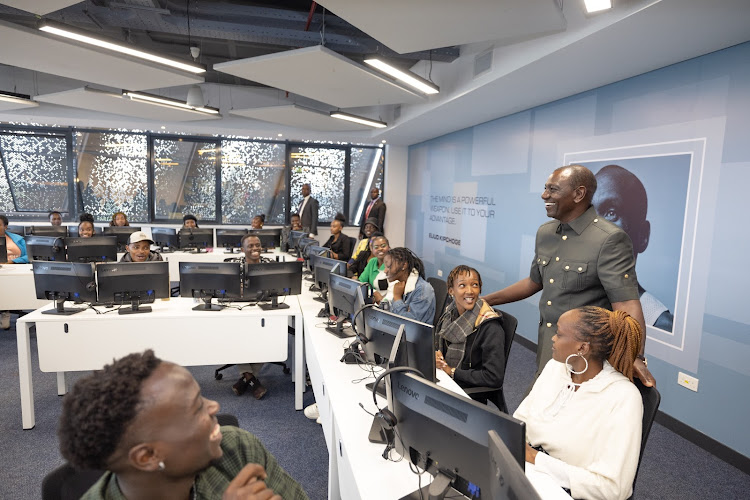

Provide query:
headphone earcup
left=376, top=408, right=397, bottom=430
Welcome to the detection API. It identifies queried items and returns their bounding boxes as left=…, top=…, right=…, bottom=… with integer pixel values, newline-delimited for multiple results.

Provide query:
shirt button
left=547, top=301, right=552, bottom=306
left=565, top=265, right=570, bottom=270
left=555, top=257, right=559, bottom=261
left=542, top=260, right=546, bottom=265
left=549, top=278, right=554, bottom=284
left=624, top=274, right=629, bottom=278
left=546, top=322, right=552, bottom=328
left=562, top=235, right=568, bottom=240
left=578, top=267, right=583, bottom=272
left=594, top=218, right=599, bottom=222
left=537, top=258, right=540, bottom=263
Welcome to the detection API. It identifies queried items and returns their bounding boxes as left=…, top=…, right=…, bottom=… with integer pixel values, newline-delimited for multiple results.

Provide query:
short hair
left=574, top=306, right=643, bottom=381
left=290, top=213, right=300, bottom=219
left=58, top=350, right=162, bottom=470
left=240, top=233, right=261, bottom=247
left=0, top=214, right=8, bottom=226
left=385, top=247, right=425, bottom=279
left=48, top=211, right=62, bottom=218
left=446, top=265, right=483, bottom=291
left=79, top=213, right=95, bottom=223
left=560, top=165, right=597, bottom=203
left=183, top=214, right=199, bottom=227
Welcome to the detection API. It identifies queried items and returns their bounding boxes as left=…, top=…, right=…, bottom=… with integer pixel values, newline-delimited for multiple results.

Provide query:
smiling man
left=484, top=165, right=654, bottom=387
left=58, top=350, right=308, bottom=500
left=120, top=231, right=163, bottom=263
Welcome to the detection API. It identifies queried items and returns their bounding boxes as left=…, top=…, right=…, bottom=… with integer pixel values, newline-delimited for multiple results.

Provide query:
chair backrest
left=494, top=309, right=518, bottom=368
left=427, top=276, right=448, bottom=328
left=629, top=379, right=661, bottom=499
left=41, top=413, right=240, bottom=500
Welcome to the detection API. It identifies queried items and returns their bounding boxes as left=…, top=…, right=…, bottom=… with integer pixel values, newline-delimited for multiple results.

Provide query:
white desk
left=0, top=264, right=51, bottom=310
left=16, top=296, right=305, bottom=429
left=298, top=287, right=570, bottom=500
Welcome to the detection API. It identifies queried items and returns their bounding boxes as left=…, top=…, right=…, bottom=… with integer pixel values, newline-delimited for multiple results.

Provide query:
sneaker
left=248, top=375, right=268, bottom=400
left=1, top=311, right=10, bottom=330
left=304, top=403, right=320, bottom=420
left=232, top=375, right=249, bottom=396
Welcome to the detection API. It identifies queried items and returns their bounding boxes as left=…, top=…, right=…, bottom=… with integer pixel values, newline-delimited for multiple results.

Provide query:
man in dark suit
left=298, top=183, right=319, bottom=236
left=360, top=187, right=386, bottom=235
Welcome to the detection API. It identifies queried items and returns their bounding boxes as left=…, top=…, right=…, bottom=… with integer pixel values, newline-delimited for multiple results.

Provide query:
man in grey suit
left=360, top=187, right=386, bottom=236
left=298, top=183, right=319, bottom=236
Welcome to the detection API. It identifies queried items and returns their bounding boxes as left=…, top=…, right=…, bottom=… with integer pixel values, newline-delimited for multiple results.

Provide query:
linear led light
left=123, top=91, right=219, bottom=115
left=0, top=91, right=37, bottom=106
left=364, top=58, right=439, bottom=95
left=584, top=0, right=612, bottom=14
left=39, top=21, right=205, bottom=74
left=330, top=111, right=387, bottom=129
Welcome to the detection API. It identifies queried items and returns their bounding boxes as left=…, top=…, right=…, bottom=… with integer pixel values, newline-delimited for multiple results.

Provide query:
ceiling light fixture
left=583, top=0, right=613, bottom=14
left=123, top=91, right=219, bottom=115
left=364, top=58, right=439, bottom=95
left=330, top=111, right=387, bottom=129
left=39, top=21, right=206, bottom=74
left=0, top=90, right=37, bottom=105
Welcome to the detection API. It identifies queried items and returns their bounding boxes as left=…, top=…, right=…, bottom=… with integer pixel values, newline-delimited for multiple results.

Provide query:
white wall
left=383, top=145, right=407, bottom=247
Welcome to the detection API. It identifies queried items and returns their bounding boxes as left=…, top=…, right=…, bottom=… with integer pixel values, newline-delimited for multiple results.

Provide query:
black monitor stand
left=194, top=297, right=223, bottom=312
left=42, top=296, right=85, bottom=316
left=223, top=247, right=240, bottom=254
left=258, top=294, right=290, bottom=311
left=326, top=315, right=356, bottom=338
left=119, top=296, right=152, bottom=315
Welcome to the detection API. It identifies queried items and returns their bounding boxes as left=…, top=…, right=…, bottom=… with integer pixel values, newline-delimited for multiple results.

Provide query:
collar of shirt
left=564, top=205, right=598, bottom=235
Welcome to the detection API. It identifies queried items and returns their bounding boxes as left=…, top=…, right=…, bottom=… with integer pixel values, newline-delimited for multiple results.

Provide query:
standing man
left=361, top=187, right=386, bottom=236
left=297, top=183, right=319, bottom=236
left=484, top=165, right=654, bottom=387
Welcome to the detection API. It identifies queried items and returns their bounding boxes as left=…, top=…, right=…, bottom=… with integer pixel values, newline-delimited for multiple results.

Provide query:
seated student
left=374, top=247, right=435, bottom=324
left=49, top=211, right=63, bottom=226
left=282, top=213, right=303, bottom=251
left=322, top=213, right=353, bottom=262
left=358, top=234, right=388, bottom=290
left=120, top=231, right=163, bottom=262
left=435, top=266, right=507, bottom=409
left=348, top=217, right=379, bottom=275
left=78, top=213, right=96, bottom=238
left=514, top=306, right=644, bottom=500
left=290, top=213, right=303, bottom=231
left=58, top=350, right=309, bottom=500
left=251, top=214, right=264, bottom=230
left=1, top=214, right=28, bottom=329
left=232, top=234, right=272, bottom=400
left=110, top=211, right=129, bottom=227
left=183, top=214, right=199, bottom=228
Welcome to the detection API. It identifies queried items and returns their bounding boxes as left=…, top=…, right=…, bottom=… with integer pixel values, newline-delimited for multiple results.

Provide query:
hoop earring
left=565, top=353, right=588, bottom=375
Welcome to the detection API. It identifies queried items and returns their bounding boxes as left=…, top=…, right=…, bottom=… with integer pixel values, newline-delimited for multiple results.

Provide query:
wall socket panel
left=437, top=269, right=443, bottom=277
left=678, top=372, right=699, bottom=392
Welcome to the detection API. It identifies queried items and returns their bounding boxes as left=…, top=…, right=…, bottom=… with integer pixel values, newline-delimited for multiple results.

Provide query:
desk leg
left=17, top=321, right=35, bottom=429
left=294, top=311, right=305, bottom=410
left=57, top=372, right=67, bottom=395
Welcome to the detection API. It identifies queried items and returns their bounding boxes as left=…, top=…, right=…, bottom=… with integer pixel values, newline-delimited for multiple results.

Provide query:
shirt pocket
left=562, top=262, right=588, bottom=291
left=535, top=255, right=551, bottom=280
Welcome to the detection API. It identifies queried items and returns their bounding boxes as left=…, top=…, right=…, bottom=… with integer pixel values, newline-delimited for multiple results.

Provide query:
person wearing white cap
left=120, top=231, right=164, bottom=262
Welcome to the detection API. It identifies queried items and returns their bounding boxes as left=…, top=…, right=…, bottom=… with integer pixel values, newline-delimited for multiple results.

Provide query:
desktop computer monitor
left=27, top=225, right=68, bottom=237
left=97, top=261, right=170, bottom=314
left=248, top=228, right=282, bottom=250
left=306, top=245, right=329, bottom=273
left=388, top=371, right=526, bottom=500
left=32, top=261, right=97, bottom=315
left=179, top=261, right=242, bottom=311
left=102, top=226, right=142, bottom=251
left=216, top=229, right=247, bottom=252
left=313, top=256, right=345, bottom=294
left=65, top=236, right=118, bottom=263
left=179, top=228, right=214, bottom=252
left=326, top=274, right=369, bottom=338
left=26, top=235, right=66, bottom=261
left=6, top=224, right=24, bottom=235
left=298, top=237, right=319, bottom=260
left=288, top=230, right=305, bottom=253
left=244, top=261, right=303, bottom=310
left=151, top=227, right=179, bottom=251
left=487, top=430, right=541, bottom=500
left=0, top=236, right=6, bottom=263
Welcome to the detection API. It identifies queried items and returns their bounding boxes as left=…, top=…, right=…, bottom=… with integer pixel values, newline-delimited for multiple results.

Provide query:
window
left=349, top=146, right=385, bottom=226
left=289, top=146, right=346, bottom=223
left=75, top=131, right=148, bottom=222
left=153, top=138, right=219, bottom=222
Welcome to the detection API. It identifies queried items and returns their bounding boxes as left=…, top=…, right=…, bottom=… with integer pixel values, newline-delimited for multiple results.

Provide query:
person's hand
left=223, top=464, right=280, bottom=500
left=435, top=351, right=453, bottom=376
left=525, top=443, right=539, bottom=464
left=392, top=280, right=406, bottom=301
left=372, top=291, right=383, bottom=304
left=634, top=358, right=655, bottom=387
left=331, top=251, right=339, bottom=260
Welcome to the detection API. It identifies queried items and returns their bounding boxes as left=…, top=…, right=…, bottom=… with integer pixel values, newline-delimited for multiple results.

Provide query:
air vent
left=473, top=49, right=493, bottom=78
left=425, top=395, right=468, bottom=423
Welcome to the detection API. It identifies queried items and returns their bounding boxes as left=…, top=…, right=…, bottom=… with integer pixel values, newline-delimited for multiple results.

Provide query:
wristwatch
left=450, top=367, right=456, bottom=378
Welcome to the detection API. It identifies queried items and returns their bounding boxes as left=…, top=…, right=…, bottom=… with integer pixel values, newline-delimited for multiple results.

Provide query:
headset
left=370, top=365, right=425, bottom=458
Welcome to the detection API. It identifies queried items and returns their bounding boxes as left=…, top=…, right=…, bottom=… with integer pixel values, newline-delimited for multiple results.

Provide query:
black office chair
left=427, top=276, right=448, bottom=329
left=41, top=414, right=239, bottom=500
left=628, top=378, right=661, bottom=500
left=463, top=309, right=518, bottom=413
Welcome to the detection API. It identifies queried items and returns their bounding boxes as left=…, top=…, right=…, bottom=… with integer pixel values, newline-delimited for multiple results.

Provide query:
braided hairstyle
left=385, top=247, right=425, bottom=279
left=446, top=265, right=482, bottom=291
left=575, top=306, right=643, bottom=381
left=58, top=350, right=162, bottom=470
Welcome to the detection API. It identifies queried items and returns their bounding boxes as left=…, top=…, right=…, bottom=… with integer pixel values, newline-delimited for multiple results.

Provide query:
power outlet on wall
left=437, top=269, right=443, bottom=277
left=678, top=372, right=699, bottom=392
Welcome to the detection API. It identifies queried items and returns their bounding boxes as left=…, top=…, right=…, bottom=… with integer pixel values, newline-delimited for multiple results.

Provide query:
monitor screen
left=6, top=225, right=24, bottom=236
left=97, top=261, right=170, bottom=314
left=313, top=256, right=345, bottom=291
left=0, top=236, right=6, bottom=263
left=179, top=261, right=242, bottom=311
left=488, top=430, right=541, bottom=500
left=306, top=245, right=330, bottom=273
left=27, top=225, right=68, bottom=237
left=248, top=228, right=282, bottom=249
left=288, top=230, right=305, bottom=252
left=327, top=274, right=369, bottom=338
left=298, top=237, right=319, bottom=260
left=32, top=261, right=97, bottom=315
left=244, top=261, right=303, bottom=310
left=216, top=229, right=247, bottom=250
left=178, top=228, right=214, bottom=251
left=389, top=371, right=526, bottom=500
left=65, top=236, right=118, bottom=263
left=102, top=227, right=142, bottom=250
left=151, top=227, right=179, bottom=250
left=26, top=235, right=66, bottom=261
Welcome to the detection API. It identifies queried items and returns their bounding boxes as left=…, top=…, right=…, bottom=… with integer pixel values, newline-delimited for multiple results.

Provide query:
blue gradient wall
left=406, top=42, right=750, bottom=457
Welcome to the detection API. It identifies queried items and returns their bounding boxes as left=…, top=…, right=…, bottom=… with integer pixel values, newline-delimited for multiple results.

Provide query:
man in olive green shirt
left=484, top=165, right=654, bottom=387
left=58, top=350, right=308, bottom=500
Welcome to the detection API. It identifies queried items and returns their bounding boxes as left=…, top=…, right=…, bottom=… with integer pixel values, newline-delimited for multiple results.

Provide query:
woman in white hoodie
left=514, top=306, right=644, bottom=500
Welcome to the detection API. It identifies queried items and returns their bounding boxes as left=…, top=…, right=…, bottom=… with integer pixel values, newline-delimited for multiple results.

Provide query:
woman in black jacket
left=435, top=265, right=507, bottom=410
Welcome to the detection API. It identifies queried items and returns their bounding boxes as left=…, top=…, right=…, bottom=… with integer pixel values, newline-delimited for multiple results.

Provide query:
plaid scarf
left=437, top=299, right=499, bottom=368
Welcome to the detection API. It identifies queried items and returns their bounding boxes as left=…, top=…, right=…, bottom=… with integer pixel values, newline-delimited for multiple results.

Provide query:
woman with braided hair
left=513, top=306, right=644, bottom=500
left=375, top=246, right=435, bottom=324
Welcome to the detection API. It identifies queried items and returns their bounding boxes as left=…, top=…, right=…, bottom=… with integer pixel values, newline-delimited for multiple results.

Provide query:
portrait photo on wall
left=578, top=155, right=692, bottom=334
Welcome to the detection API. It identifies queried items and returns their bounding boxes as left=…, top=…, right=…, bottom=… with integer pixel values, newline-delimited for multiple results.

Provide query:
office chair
left=427, top=276, right=448, bottom=329
left=213, top=325, right=294, bottom=380
left=628, top=378, right=661, bottom=499
left=463, top=309, right=518, bottom=413
left=41, top=414, right=239, bottom=500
